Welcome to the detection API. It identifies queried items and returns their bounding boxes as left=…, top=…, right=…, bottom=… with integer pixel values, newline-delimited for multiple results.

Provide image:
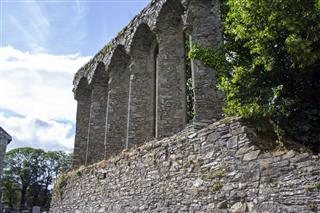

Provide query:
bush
left=190, top=0, right=320, bottom=150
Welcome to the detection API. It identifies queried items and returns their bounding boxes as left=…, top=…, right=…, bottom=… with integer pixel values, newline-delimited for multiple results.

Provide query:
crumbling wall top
left=73, top=0, right=184, bottom=95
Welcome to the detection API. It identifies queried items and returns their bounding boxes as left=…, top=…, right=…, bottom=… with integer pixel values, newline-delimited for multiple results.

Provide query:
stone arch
left=127, top=23, right=158, bottom=147
left=104, top=45, right=130, bottom=158
left=73, top=77, right=91, bottom=168
left=86, top=62, right=108, bottom=165
left=154, top=0, right=187, bottom=137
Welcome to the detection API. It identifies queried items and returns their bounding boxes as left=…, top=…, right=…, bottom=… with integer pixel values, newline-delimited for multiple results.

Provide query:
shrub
left=190, top=0, right=320, bottom=150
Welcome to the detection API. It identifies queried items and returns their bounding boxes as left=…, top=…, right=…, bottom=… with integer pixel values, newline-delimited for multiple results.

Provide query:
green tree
left=4, top=148, right=46, bottom=211
left=2, top=148, right=72, bottom=211
left=1, top=172, right=20, bottom=210
left=190, top=0, right=320, bottom=149
left=37, top=151, right=72, bottom=209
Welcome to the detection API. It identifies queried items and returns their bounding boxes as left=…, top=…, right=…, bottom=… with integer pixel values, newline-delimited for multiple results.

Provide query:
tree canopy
left=190, top=0, right=320, bottom=150
left=2, top=147, right=72, bottom=212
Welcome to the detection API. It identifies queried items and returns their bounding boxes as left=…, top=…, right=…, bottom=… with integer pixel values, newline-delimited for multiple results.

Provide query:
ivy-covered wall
left=51, top=117, right=320, bottom=213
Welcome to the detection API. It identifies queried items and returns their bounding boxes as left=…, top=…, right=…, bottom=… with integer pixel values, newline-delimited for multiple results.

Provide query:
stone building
left=52, top=0, right=320, bottom=211
left=0, top=127, right=11, bottom=179
left=0, top=127, right=12, bottom=211
left=72, top=0, right=225, bottom=168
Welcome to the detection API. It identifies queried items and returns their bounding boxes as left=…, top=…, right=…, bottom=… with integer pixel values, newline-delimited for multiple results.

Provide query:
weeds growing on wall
left=189, top=0, right=320, bottom=151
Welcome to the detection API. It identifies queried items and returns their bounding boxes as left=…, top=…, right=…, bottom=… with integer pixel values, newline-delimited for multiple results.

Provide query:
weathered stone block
left=243, top=150, right=261, bottom=161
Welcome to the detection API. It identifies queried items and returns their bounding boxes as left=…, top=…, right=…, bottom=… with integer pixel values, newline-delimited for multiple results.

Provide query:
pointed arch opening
left=154, top=0, right=187, bottom=137
left=86, top=62, right=108, bottom=165
left=104, top=45, right=130, bottom=158
left=127, top=23, right=159, bottom=147
left=73, top=77, right=91, bottom=168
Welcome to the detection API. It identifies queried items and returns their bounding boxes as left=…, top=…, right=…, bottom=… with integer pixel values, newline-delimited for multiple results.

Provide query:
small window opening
left=153, top=44, right=159, bottom=137
left=184, top=32, right=195, bottom=123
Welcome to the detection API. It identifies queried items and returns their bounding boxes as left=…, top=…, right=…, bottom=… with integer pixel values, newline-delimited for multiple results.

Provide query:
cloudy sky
left=0, top=0, right=148, bottom=152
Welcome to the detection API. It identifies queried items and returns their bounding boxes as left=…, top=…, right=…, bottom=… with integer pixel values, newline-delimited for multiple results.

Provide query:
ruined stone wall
left=51, top=118, right=320, bottom=213
left=72, top=0, right=224, bottom=167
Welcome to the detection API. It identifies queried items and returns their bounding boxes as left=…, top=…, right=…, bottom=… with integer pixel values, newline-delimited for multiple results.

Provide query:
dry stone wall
left=51, top=118, right=320, bottom=212
left=72, top=0, right=224, bottom=167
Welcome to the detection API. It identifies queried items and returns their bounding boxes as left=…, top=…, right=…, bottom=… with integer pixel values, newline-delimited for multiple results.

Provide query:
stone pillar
left=127, top=55, right=156, bottom=148
left=155, top=1, right=187, bottom=138
left=185, top=0, right=224, bottom=121
left=105, top=46, right=130, bottom=158
left=86, top=63, right=108, bottom=165
left=0, top=127, right=12, bottom=212
left=127, top=24, right=158, bottom=147
left=73, top=79, right=91, bottom=168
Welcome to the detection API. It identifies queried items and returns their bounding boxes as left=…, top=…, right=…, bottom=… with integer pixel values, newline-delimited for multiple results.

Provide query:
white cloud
left=0, top=114, right=74, bottom=152
left=0, top=46, right=91, bottom=121
left=0, top=46, right=91, bottom=151
left=0, top=46, right=88, bottom=74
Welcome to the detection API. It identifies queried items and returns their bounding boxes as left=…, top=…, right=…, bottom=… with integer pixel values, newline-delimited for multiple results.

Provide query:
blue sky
left=0, top=0, right=149, bottom=152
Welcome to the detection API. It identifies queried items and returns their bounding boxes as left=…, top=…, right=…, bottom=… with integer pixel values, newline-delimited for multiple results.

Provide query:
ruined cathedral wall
left=55, top=1, right=320, bottom=211
left=73, top=0, right=184, bottom=167
left=73, top=1, right=168, bottom=167
left=73, top=0, right=225, bottom=167
left=51, top=118, right=320, bottom=212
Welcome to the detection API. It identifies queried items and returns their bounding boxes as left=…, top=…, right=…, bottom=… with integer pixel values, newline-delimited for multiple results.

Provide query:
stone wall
left=51, top=118, right=320, bottom=212
left=71, top=0, right=224, bottom=168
